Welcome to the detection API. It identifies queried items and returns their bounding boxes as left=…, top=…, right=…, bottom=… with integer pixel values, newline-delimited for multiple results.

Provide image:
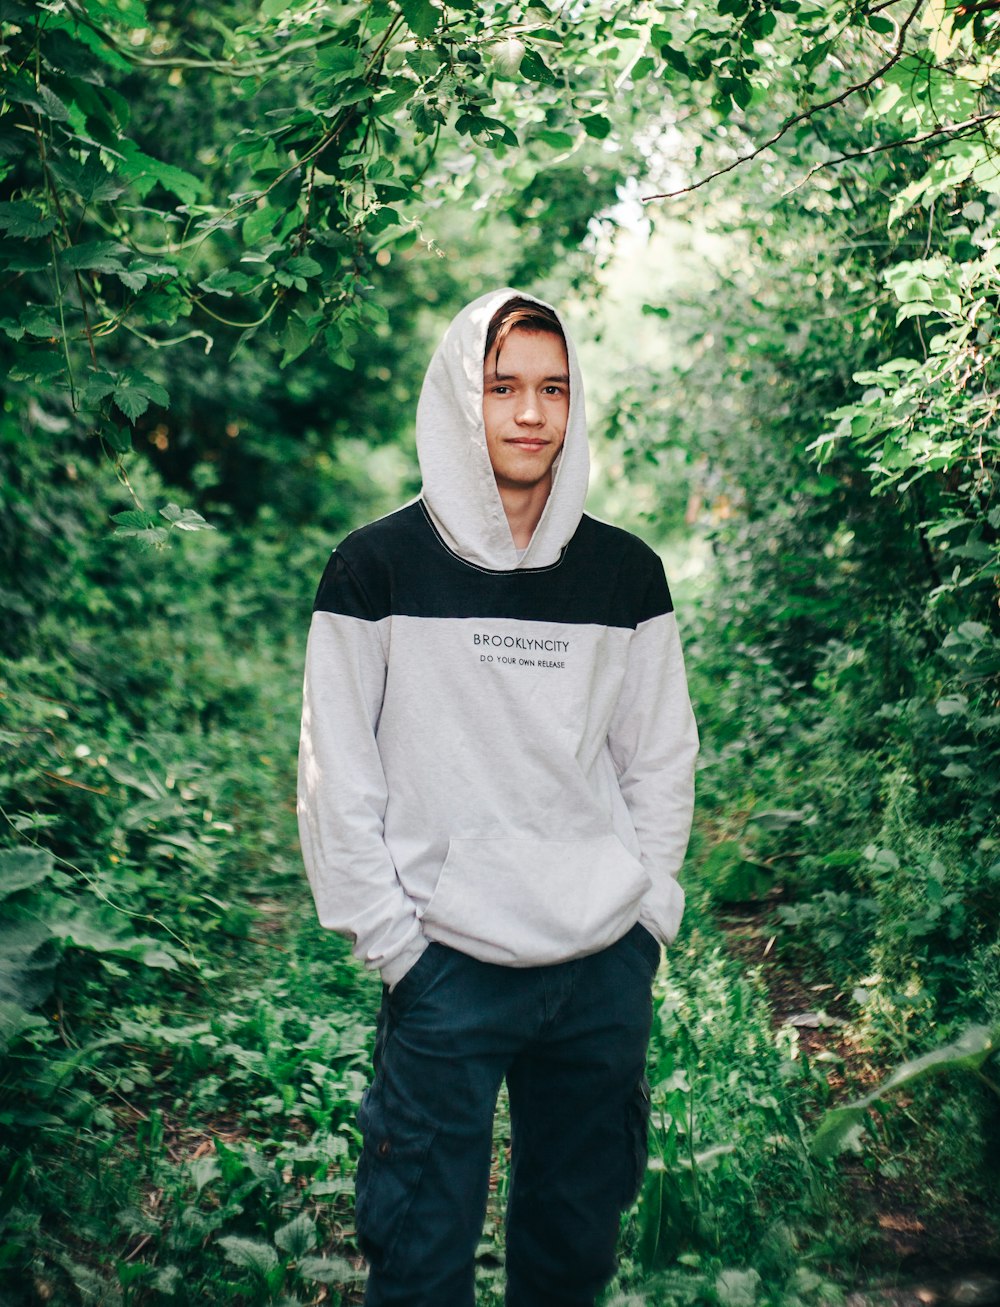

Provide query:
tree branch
left=954, top=1, right=1000, bottom=15
left=62, top=0, right=354, bottom=76
left=783, top=110, right=1000, bottom=192
left=642, top=0, right=926, bottom=202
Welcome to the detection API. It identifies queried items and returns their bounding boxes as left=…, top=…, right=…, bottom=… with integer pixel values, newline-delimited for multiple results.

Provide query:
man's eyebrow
left=486, top=371, right=570, bottom=383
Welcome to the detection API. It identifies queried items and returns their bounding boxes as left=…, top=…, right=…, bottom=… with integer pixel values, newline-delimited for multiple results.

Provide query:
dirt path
left=719, top=905, right=1000, bottom=1304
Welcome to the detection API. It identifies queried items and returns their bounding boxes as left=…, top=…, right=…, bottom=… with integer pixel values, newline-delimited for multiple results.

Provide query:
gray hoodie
left=297, top=288, right=698, bottom=987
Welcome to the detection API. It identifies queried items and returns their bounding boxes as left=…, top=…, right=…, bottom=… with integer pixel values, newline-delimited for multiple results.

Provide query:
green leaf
left=936, top=694, right=968, bottom=717
left=0, top=248, right=48, bottom=278
left=655, top=40, right=691, bottom=77
left=372, top=223, right=417, bottom=252
left=867, top=83, right=903, bottom=119
left=748, top=808, right=808, bottom=831
left=62, top=920, right=179, bottom=968
left=285, top=254, right=323, bottom=279
left=701, top=840, right=772, bottom=902
left=158, top=504, right=215, bottom=532
left=111, top=510, right=160, bottom=530
left=117, top=140, right=203, bottom=204
left=455, top=113, right=517, bottom=147
left=895, top=302, right=934, bottom=323
left=365, top=207, right=401, bottom=234
left=140, top=948, right=181, bottom=969
left=274, top=1213, right=317, bottom=1258
left=580, top=114, right=612, bottom=140
left=60, top=240, right=129, bottom=274
left=57, top=241, right=150, bottom=292
left=534, top=129, right=575, bottom=150
left=0, top=847, right=55, bottom=899
left=7, top=80, right=72, bottom=122
left=0, top=917, right=54, bottom=979
left=0, top=202, right=58, bottom=239
left=112, top=524, right=171, bottom=547
left=112, top=369, right=170, bottom=422
left=0, top=919, right=58, bottom=1025
left=0, top=1154, right=29, bottom=1229
left=279, top=312, right=316, bottom=369
left=715, top=1268, right=762, bottom=1306
left=81, top=371, right=118, bottom=406
left=800, top=39, right=831, bottom=74
left=17, top=306, right=59, bottom=338
left=405, top=48, right=442, bottom=77
left=315, top=46, right=365, bottom=77
left=520, top=48, right=557, bottom=84
left=188, top=1155, right=220, bottom=1193
left=811, top=1024, right=999, bottom=1159
left=198, top=268, right=259, bottom=297
left=492, top=36, right=526, bottom=78
left=731, top=78, right=752, bottom=109
left=376, top=77, right=418, bottom=113
left=118, top=267, right=148, bottom=293
left=47, top=155, right=127, bottom=204
left=242, top=204, right=282, bottom=246
left=297, top=1255, right=366, bottom=1285
left=367, top=157, right=396, bottom=181
left=217, top=1236, right=279, bottom=1276
left=399, top=0, right=439, bottom=38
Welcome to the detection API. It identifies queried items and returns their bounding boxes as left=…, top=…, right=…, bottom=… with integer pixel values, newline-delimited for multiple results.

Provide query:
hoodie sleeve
left=607, top=557, right=699, bottom=946
left=297, top=550, right=428, bottom=988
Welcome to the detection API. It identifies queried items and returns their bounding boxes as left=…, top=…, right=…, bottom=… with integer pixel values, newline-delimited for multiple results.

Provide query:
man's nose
left=516, top=397, right=543, bottom=425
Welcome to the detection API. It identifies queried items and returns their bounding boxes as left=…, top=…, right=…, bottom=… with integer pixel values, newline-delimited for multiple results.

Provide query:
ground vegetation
left=2, top=0, right=998, bottom=1302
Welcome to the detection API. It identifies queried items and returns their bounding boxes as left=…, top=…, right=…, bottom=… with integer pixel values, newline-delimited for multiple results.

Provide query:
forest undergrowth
left=2, top=438, right=997, bottom=1307
left=4, top=0, right=1000, bottom=1302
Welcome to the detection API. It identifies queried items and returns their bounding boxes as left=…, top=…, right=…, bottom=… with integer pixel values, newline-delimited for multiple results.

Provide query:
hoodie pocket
left=419, top=833, right=651, bottom=965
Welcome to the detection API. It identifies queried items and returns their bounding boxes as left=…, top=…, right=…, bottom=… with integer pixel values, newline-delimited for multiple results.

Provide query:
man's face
left=482, top=328, right=570, bottom=496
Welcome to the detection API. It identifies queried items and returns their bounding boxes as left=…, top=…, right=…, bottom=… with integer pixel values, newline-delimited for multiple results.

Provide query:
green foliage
left=588, top=0, right=1000, bottom=1268
left=0, top=0, right=658, bottom=532
left=0, top=838, right=185, bottom=1053
left=601, top=901, right=850, bottom=1305
left=96, top=978, right=374, bottom=1303
left=635, top=933, right=820, bottom=1275
left=0, top=404, right=381, bottom=1301
left=811, top=1022, right=1000, bottom=1161
left=5, top=0, right=1000, bottom=1296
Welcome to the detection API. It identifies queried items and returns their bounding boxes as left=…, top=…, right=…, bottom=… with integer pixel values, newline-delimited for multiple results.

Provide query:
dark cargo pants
left=354, top=922, right=658, bottom=1307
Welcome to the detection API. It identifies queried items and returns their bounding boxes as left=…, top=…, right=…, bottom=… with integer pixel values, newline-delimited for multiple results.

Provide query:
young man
left=298, top=289, right=698, bottom=1307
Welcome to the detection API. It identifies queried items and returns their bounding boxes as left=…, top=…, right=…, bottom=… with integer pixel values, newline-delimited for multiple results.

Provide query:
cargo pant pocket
left=355, top=1089, right=437, bottom=1275
left=623, top=1074, right=652, bottom=1207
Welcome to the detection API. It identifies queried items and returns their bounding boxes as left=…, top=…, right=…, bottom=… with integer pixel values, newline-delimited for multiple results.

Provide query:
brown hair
left=484, top=297, right=565, bottom=366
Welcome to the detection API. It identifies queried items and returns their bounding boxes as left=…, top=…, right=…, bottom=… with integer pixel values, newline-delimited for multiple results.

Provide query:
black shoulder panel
left=313, top=503, right=673, bottom=630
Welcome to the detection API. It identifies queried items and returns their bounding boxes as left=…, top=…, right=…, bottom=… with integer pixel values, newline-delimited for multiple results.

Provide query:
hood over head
left=416, top=287, right=589, bottom=572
